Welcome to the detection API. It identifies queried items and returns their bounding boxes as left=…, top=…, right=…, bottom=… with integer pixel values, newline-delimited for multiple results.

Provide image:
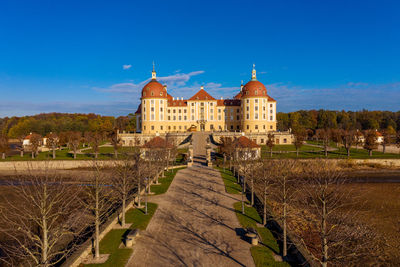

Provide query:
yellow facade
left=136, top=67, right=277, bottom=134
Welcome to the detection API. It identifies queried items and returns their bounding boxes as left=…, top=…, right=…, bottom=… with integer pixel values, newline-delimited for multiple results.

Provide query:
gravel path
left=126, top=132, right=254, bottom=267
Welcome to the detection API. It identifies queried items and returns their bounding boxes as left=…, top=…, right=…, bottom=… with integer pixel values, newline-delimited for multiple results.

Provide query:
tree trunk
left=322, top=200, right=328, bottom=267
left=241, top=190, right=245, bottom=215
left=95, top=187, right=100, bottom=258
left=52, top=148, right=56, bottom=159
left=20, top=150, right=24, bottom=157
left=251, top=177, right=254, bottom=206
left=382, top=144, right=386, bottom=154
left=42, top=214, right=48, bottom=265
left=74, top=152, right=77, bottom=159
left=32, top=151, right=35, bottom=159
left=114, top=150, right=118, bottom=159
left=283, top=201, right=287, bottom=257
left=347, top=148, right=350, bottom=158
left=325, top=144, right=328, bottom=157
left=145, top=179, right=148, bottom=215
left=95, top=152, right=98, bottom=159
left=137, top=177, right=141, bottom=207
left=369, top=150, right=372, bottom=157
left=296, top=149, right=299, bottom=157
left=263, top=185, right=267, bottom=226
left=1, top=153, right=5, bottom=160
left=121, top=194, right=126, bottom=227
left=270, top=148, right=273, bottom=158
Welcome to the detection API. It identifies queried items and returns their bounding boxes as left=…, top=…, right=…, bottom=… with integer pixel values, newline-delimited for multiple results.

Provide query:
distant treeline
left=0, top=113, right=136, bottom=138
left=277, top=110, right=400, bottom=132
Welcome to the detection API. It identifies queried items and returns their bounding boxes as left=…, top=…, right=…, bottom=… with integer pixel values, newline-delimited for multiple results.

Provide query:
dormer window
left=160, top=92, right=163, bottom=96
left=255, top=90, right=258, bottom=95
left=143, top=92, right=146, bottom=96
left=151, top=91, right=154, bottom=96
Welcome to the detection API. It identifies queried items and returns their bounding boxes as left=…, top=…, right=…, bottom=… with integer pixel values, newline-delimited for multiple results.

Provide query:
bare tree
left=381, top=129, right=393, bottom=154
left=0, top=166, right=85, bottom=266
left=17, top=134, right=25, bottom=157
left=111, top=157, right=136, bottom=227
left=266, top=133, right=275, bottom=158
left=340, top=129, right=356, bottom=158
left=255, top=159, right=276, bottom=225
left=30, top=133, right=42, bottom=159
left=88, top=132, right=103, bottom=159
left=219, top=137, right=235, bottom=169
left=269, top=159, right=299, bottom=258
left=109, top=128, right=121, bottom=159
left=46, top=132, right=59, bottom=159
left=81, top=162, right=114, bottom=259
left=0, top=134, right=8, bottom=160
left=363, top=130, right=378, bottom=156
left=67, top=131, right=82, bottom=159
left=293, top=127, right=306, bottom=157
left=298, top=160, right=375, bottom=266
left=316, top=128, right=331, bottom=157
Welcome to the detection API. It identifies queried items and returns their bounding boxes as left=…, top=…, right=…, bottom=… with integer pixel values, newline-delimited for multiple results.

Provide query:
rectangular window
left=160, top=115, right=163, bottom=120
left=191, top=115, right=194, bottom=120
left=218, top=115, right=221, bottom=120
left=184, top=116, right=187, bottom=120
left=184, top=109, right=187, bottom=113
left=151, top=126, right=154, bottom=130
left=237, top=109, right=239, bottom=112
left=168, top=126, right=171, bottom=130
left=247, top=99, right=249, bottom=104
left=151, top=114, right=154, bottom=120
left=230, top=125, right=233, bottom=130
left=270, top=116, right=273, bottom=120
left=151, top=100, right=154, bottom=104
left=151, top=107, right=154, bottom=112
left=192, top=103, right=194, bottom=106
left=173, top=116, right=176, bottom=120
left=255, top=125, right=258, bottom=130
left=270, top=104, right=273, bottom=107
left=246, top=106, right=249, bottom=111
left=246, top=125, right=249, bottom=130
left=210, top=124, right=214, bottom=130
left=179, top=126, right=182, bottom=130
left=255, top=99, right=258, bottom=103
left=218, top=109, right=221, bottom=113
left=236, top=125, right=239, bottom=130
left=210, top=115, right=214, bottom=120
left=179, top=109, right=182, bottom=113
left=168, top=116, right=171, bottom=120
left=210, top=109, right=213, bottom=113
left=263, top=114, right=266, bottom=119
left=174, top=126, right=176, bottom=130
left=160, top=126, right=163, bottom=130
left=168, top=109, right=170, bottom=113
left=237, top=115, right=239, bottom=120
left=255, top=106, right=258, bottom=111
left=179, top=116, right=182, bottom=120
left=246, top=114, right=249, bottom=119
left=255, top=113, right=258, bottom=119
left=263, top=125, right=266, bottom=129
left=270, top=125, right=273, bottom=129
left=261, top=139, right=264, bottom=143
left=160, top=107, right=163, bottom=112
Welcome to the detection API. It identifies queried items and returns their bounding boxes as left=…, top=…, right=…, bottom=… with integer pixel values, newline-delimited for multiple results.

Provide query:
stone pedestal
left=206, top=146, right=212, bottom=167
left=188, top=144, right=194, bottom=167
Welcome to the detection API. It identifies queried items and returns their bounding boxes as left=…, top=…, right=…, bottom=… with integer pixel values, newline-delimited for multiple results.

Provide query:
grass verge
left=233, top=202, right=289, bottom=267
left=151, top=167, right=185, bottom=195
left=215, top=167, right=242, bottom=194
left=84, top=203, right=158, bottom=267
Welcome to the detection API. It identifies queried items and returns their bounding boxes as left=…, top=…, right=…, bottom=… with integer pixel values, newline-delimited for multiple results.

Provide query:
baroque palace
left=135, top=65, right=277, bottom=134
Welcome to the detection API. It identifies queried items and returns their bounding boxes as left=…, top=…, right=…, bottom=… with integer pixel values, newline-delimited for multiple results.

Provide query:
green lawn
left=233, top=202, right=289, bottom=267
left=215, top=167, right=242, bottom=194
left=3, top=149, right=113, bottom=161
left=262, top=144, right=321, bottom=152
left=151, top=167, right=185, bottom=195
left=84, top=203, right=158, bottom=267
left=83, top=146, right=137, bottom=154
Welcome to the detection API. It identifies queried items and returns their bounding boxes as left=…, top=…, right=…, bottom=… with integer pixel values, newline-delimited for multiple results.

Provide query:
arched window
left=151, top=91, right=154, bottom=96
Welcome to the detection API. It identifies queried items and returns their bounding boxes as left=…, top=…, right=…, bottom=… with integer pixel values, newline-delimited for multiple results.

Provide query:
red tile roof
left=168, top=100, right=188, bottom=106
left=216, top=99, right=241, bottom=106
left=189, top=89, right=216, bottom=101
left=142, top=136, right=174, bottom=149
left=234, top=136, right=260, bottom=148
left=267, top=95, right=276, bottom=102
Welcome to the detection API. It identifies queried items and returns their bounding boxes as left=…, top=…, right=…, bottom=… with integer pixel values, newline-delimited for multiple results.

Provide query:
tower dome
left=242, top=64, right=267, bottom=98
left=141, top=64, right=167, bottom=99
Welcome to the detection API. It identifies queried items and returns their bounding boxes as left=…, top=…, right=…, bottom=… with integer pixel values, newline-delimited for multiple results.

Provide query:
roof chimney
left=200, top=85, right=204, bottom=90
left=163, top=84, right=167, bottom=91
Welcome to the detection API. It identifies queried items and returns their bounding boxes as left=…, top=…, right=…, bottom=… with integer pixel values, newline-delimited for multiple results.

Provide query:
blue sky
left=0, top=0, right=399, bottom=117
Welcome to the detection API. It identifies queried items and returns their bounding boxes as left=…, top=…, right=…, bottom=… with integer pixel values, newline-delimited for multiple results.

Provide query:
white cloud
left=122, top=64, right=132, bottom=70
